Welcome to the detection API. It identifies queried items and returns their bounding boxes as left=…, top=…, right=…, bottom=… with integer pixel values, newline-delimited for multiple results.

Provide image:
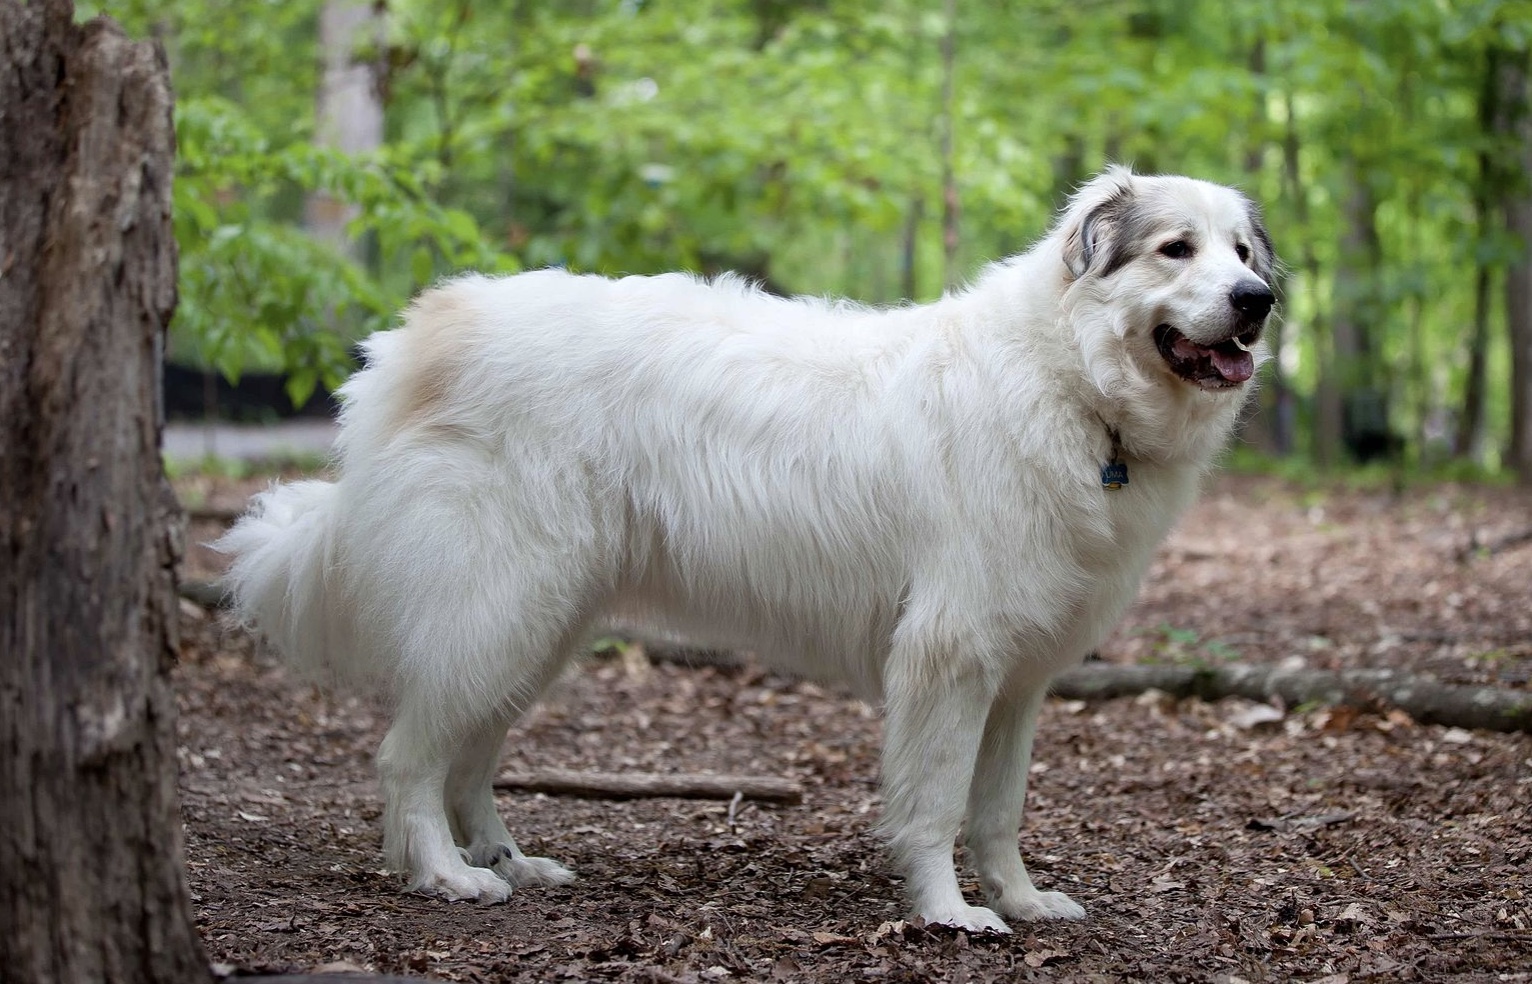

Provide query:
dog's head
left=1059, top=166, right=1277, bottom=394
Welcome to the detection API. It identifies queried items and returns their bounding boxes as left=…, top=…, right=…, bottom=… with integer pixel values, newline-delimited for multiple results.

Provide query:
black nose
left=1230, top=282, right=1275, bottom=320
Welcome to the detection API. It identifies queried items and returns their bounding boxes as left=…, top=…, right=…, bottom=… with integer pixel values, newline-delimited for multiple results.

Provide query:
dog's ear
left=1061, top=168, right=1137, bottom=280
left=1244, top=198, right=1279, bottom=286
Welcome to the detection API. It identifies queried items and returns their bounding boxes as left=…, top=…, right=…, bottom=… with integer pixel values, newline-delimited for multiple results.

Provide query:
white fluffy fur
left=218, top=168, right=1275, bottom=933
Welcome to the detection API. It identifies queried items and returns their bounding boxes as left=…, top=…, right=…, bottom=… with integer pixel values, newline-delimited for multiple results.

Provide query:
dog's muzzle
left=1154, top=281, right=1273, bottom=389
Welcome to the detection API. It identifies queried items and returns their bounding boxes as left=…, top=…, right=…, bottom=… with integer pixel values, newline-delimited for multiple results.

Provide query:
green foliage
left=173, top=95, right=512, bottom=399
left=1224, top=445, right=1517, bottom=490
left=92, top=0, right=1532, bottom=463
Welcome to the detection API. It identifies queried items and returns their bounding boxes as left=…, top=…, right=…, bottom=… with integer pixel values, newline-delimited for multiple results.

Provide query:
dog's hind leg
left=445, top=711, right=575, bottom=890
left=964, top=680, right=1086, bottom=921
left=879, top=633, right=1011, bottom=934
left=373, top=549, right=596, bottom=901
left=378, top=701, right=514, bottom=902
left=361, top=456, right=616, bottom=902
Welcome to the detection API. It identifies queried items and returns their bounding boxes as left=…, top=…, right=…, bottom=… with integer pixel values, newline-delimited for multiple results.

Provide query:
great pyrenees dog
left=220, top=166, right=1275, bottom=934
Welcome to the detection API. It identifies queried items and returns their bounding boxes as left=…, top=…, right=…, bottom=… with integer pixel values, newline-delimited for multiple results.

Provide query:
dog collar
left=1099, top=423, right=1128, bottom=491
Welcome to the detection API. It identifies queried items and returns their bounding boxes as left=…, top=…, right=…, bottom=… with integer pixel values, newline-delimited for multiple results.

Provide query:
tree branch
left=493, top=769, right=803, bottom=804
left=1050, top=662, right=1532, bottom=733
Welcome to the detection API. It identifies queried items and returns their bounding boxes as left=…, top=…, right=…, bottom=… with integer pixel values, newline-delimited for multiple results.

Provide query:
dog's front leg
left=879, top=646, right=1010, bottom=934
left=964, top=682, right=1086, bottom=921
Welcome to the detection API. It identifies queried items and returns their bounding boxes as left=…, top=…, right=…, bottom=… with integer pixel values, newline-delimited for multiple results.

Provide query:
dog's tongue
left=1170, top=334, right=1256, bottom=383
left=1210, top=344, right=1254, bottom=382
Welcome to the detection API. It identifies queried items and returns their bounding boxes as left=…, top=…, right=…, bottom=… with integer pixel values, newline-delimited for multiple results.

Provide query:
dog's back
left=219, top=168, right=1274, bottom=932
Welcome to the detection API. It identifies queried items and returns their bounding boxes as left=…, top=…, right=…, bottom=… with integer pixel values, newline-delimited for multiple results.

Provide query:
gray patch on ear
left=1064, top=186, right=1137, bottom=279
left=1095, top=198, right=1163, bottom=279
left=1244, top=198, right=1278, bottom=285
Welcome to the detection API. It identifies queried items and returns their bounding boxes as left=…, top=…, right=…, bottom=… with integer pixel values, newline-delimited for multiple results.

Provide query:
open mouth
left=1153, top=324, right=1259, bottom=388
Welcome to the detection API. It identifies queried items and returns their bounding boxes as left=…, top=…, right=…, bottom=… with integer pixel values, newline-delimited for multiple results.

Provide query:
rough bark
left=0, top=3, right=208, bottom=982
left=1050, top=664, right=1532, bottom=734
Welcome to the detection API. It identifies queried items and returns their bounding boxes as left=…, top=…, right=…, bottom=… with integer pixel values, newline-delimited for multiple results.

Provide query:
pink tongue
left=1210, top=345, right=1254, bottom=382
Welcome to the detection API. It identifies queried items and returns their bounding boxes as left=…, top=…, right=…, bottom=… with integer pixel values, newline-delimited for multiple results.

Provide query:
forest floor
left=173, top=472, right=1532, bottom=983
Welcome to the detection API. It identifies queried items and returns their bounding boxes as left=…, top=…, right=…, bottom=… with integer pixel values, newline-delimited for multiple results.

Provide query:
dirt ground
left=174, top=473, right=1532, bottom=983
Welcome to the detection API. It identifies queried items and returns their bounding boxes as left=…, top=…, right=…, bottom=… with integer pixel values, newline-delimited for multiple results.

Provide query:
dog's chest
left=1073, top=464, right=1197, bottom=641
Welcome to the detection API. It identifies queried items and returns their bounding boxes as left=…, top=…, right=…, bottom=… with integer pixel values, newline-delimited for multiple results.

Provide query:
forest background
left=89, top=0, right=1532, bottom=480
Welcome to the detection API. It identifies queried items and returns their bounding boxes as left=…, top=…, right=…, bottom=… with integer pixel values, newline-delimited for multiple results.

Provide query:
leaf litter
left=176, top=474, right=1532, bottom=981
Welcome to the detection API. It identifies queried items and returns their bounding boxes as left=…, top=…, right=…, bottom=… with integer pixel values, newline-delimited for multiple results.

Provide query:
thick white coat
left=219, top=167, right=1274, bottom=932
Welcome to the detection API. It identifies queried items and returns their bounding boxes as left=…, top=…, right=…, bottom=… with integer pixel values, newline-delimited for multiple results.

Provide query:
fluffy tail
left=216, top=480, right=376, bottom=689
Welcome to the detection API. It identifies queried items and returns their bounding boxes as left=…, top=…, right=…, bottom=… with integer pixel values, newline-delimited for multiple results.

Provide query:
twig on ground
left=726, top=790, right=744, bottom=832
left=493, top=769, right=803, bottom=804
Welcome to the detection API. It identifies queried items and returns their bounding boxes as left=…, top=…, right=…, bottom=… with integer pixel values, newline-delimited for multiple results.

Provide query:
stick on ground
left=494, top=769, right=803, bottom=804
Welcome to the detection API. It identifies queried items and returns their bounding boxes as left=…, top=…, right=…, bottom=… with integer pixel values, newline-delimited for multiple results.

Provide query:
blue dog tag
left=1101, top=460, right=1129, bottom=490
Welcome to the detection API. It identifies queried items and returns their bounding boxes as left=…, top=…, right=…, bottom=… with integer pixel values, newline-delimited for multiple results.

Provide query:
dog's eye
left=1236, top=243, right=1251, bottom=263
left=1159, top=240, right=1193, bottom=259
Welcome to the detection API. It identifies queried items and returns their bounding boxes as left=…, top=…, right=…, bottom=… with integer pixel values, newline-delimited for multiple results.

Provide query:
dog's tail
left=216, top=479, right=377, bottom=689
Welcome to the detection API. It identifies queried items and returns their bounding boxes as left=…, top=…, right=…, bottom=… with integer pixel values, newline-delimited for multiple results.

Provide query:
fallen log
left=1459, top=526, right=1532, bottom=561
left=494, top=769, right=803, bottom=804
left=181, top=574, right=1530, bottom=735
left=1050, top=662, right=1532, bottom=734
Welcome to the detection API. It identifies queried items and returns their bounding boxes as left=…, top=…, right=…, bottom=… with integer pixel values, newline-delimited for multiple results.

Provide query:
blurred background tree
left=85, top=0, right=1532, bottom=480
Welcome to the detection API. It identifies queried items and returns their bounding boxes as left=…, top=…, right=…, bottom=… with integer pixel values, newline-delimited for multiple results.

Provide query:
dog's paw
left=994, top=890, right=1085, bottom=921
left=493, top=852, right=575, bottom=889
left=412, top=865, right=513, bottom=904
left=470, top=844, right=575, bottom=888
left=919, top=903, right=1012, bottom=935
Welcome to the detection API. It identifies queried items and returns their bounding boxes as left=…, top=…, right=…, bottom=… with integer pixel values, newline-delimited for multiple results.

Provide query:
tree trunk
left=937, top=0, right=959, bottom=289
left=1235, top=37, right=1295, bottom=456
left=305, top=0, right=385, bottom=256
left=1506, top=52, right=1532, bottom=484
left=1323, top=156, right=1389, bottom=464
left=1281, top=88, right=1330, bottom=463
left=1458, top=47, right=1504, bottom=459
left=0, top=2, right=208, bottom=982
left=899, top=194, right=923, bottom=301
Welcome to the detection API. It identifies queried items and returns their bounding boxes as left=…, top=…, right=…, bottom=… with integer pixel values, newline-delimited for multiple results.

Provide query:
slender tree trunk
left=1323, top=156, right=1387, bottom=464
left=305, top=0, right=385, bottom=256
left=1461, top=261, right=1494, bottom=459
left=900, top=195, right=924, bottom=301
left=1458, top=48, right=1504, bottom=459
left=0, top=3, right=208, bottom=982
left=937, top=0, right=959, bottom=289
left=1281, top=88, right=1326, bottom=461
left=1236, top=38, right=1294, bottom=455
left=1506, top=53, right=1532, bottom=483
left=1050, top=133, right=1086, bottom=214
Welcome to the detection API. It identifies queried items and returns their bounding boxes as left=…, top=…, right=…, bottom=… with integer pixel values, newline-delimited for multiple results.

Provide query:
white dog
left=219, top=167, right=1275, bottom=934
